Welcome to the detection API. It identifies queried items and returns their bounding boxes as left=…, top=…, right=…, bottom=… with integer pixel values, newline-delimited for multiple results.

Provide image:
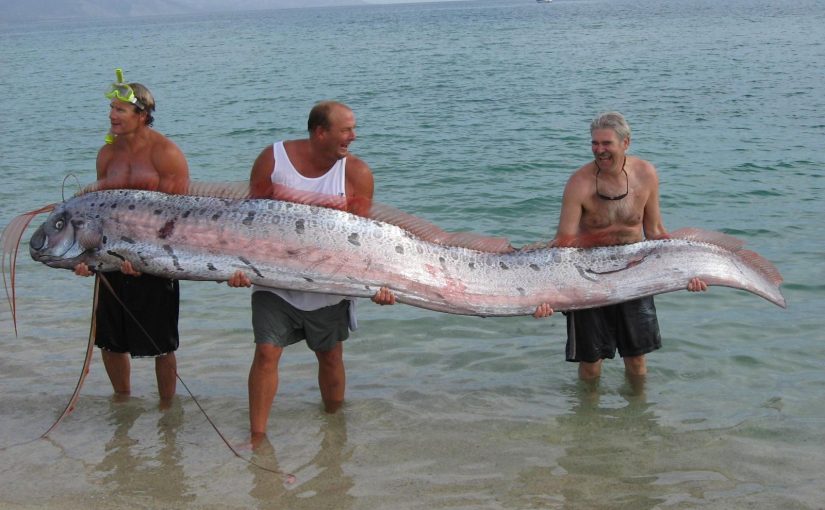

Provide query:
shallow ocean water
left=1, top=0, right=824, bottom=508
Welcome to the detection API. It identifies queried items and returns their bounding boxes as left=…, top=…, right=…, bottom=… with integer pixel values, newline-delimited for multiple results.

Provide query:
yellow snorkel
left=104, top=68, right=144, bottom=144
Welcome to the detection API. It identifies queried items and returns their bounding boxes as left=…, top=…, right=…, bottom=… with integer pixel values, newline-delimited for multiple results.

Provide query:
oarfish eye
left=54, top=219, right=64, bottom=230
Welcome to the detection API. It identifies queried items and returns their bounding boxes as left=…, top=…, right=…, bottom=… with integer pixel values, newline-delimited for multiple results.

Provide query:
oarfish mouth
left=29, top=225, right=47, bottom=252
left=28, top=224, right=76, bottom=262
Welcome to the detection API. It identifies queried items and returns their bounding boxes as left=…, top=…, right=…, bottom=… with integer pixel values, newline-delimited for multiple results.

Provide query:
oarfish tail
left=670, top=227, right=785, bottom=307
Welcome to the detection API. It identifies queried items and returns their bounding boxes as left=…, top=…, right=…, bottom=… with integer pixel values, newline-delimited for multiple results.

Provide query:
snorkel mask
left=104, top=68, right=146, bottom=143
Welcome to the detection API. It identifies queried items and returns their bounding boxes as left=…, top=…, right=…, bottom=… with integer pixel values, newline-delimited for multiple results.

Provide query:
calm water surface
left=1, top=0, right=824, bottom=508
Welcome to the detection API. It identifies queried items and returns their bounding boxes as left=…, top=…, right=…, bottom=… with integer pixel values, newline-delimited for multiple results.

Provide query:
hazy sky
left=0, top=0, right=466, bottom=23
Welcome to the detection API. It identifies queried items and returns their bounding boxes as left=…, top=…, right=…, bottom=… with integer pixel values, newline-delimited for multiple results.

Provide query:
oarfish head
left=29, top=202, right=103, bottom=269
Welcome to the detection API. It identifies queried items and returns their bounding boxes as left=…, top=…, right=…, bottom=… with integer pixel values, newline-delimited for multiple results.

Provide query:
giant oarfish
left=18, top=187, right=784, bottom=317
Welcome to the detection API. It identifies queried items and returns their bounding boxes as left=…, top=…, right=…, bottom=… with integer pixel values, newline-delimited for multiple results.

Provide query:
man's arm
left=640, top=163, right=667, bottom=240
left=153, top=139, right=190, bottom=195
left=535, top=172, right=586, bottom=318
left=344, top=156, right=375, bottom=217
left=226, top=146, right=274, bottom=288
left=639, top=162, right=707, bottom=292
left=552, top=174, right=585, bottom=247
left=344, top=156, right=395, bottom=305
left=249, top=145, right=275, bottom=199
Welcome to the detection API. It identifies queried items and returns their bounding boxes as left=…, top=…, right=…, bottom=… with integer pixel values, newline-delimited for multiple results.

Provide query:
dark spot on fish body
left=500, top=262, right=510, bottom=270
left=158, top=219, right=176, bottom=239
left=238, top=256, right=263, bottom=278
left=212, top=212, right=222, bottom=221
left=111, top=203, right=118, bottom=209
left=107, top=251, right=126, bottom=261
left=575, top=265, right=598, bottom=282
left=102, top=235, right=108, bottom=245
left=348, top=233, right=361, bottom=246
left=163, top=244, right=183, bottom=271
left=153, top=209, right=163, bottom=215
left=396, top=245, right=404, bottom=254
left=243, top=211, right=255, bottom=226
left=303, top=277, right=314, bottom=282
left=207, top=263, right=217, bottom=271
left=128, top=204, right=135, bottom=210
left=517, top=287, right=526, bottom=296
left=530, top=263, right=541, bottom=271
left=468, top=262, right=475, bottom=269
left=295, top=219, right=305, bottom=235
left=120, top=236, right=136, bottom=244
left=182, top=210, right=191, bottom=218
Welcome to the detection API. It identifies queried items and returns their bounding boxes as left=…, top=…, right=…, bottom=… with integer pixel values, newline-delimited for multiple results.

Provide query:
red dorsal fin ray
left=78, top=180, right=514, bottom=254
left=670, top=227, right=783, bottom=286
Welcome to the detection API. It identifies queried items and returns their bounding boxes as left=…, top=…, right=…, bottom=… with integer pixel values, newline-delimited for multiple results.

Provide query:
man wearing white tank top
left=228, top=101, right=395, bottom=441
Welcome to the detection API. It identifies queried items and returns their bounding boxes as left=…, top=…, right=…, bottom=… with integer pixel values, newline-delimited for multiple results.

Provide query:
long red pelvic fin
left=1, top=204, right=57, bottom=335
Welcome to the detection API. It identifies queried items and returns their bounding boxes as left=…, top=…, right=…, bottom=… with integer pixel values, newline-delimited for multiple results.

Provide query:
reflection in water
left=250, top=412, right=354, bottom=509
left=95, top=397, right=194, bottom=504
left=553, top=375, right=663, bottom=508
left=512, top=375, right=673, bottom=509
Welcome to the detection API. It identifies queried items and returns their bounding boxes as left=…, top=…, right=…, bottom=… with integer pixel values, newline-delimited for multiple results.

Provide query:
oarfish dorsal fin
left=186, top=181, right=251, bottom=200
left=192, top=181, right=515, bottom=254
left=78, top=180, right=254, bottom=200
left=670, top=227, right=783, bottom=286
left=79, top=180, right=515, bottom=254
left=267, top=183, right=514, bottom=254
left=367, top=202, right=514, bottom=254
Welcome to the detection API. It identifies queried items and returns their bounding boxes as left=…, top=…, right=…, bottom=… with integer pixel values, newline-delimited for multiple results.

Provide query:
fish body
left=27, top=189, right=785, bottom=316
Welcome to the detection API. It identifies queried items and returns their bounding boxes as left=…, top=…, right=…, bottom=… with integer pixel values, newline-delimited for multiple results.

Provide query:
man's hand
left=227, top=270, right=252, bottom=288
left=533, top=303, right=554, bottom=318
left=687, top=277, right=708, bottom=292
left=371, top=286, right=396, bottom=306
left=73, top=262, right=93, bottom=277
left=121, top=260, right=141, bottom=277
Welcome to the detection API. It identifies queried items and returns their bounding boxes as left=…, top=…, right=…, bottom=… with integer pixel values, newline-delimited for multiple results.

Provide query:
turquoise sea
left=1, top=0, right=824, bottom=508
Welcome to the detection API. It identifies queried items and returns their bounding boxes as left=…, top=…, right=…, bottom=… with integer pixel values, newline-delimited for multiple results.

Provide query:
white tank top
left=253, top=141, right=349, bottom=311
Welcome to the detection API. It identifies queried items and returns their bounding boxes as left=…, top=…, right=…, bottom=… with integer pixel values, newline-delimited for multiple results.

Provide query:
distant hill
left=0, top=0, right=370, bottom=22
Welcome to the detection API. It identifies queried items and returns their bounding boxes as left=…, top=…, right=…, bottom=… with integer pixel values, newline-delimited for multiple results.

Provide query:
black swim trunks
left=565, top=296, right=661, bottom=363
left=94, top=271, right=180, bottom=358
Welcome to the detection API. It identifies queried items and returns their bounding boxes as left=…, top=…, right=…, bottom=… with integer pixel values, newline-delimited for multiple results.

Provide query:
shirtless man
left=228, top=101, right=394, bottom=439
left=75, top=70, right=189, bottom=401
left=534, top=112, right=706, bottom=380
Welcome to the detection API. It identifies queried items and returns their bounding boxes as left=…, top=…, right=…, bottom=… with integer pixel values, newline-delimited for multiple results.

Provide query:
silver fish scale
left=30, top=190, right=785, bottom=316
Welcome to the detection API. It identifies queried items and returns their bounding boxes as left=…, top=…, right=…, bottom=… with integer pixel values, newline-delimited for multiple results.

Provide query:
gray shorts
left=251, top=291, right=350, bottom=352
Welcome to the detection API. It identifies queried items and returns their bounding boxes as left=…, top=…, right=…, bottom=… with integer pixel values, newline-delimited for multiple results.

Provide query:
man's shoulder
left=149, top=130, right=182, bottom=152
left=345, top=153, right=371, bottom=174
left=628, top=156, right=658, bottom=182
left=567, top=162, right=594, bottom=185
left=628, top=155, right=656, bottom=171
